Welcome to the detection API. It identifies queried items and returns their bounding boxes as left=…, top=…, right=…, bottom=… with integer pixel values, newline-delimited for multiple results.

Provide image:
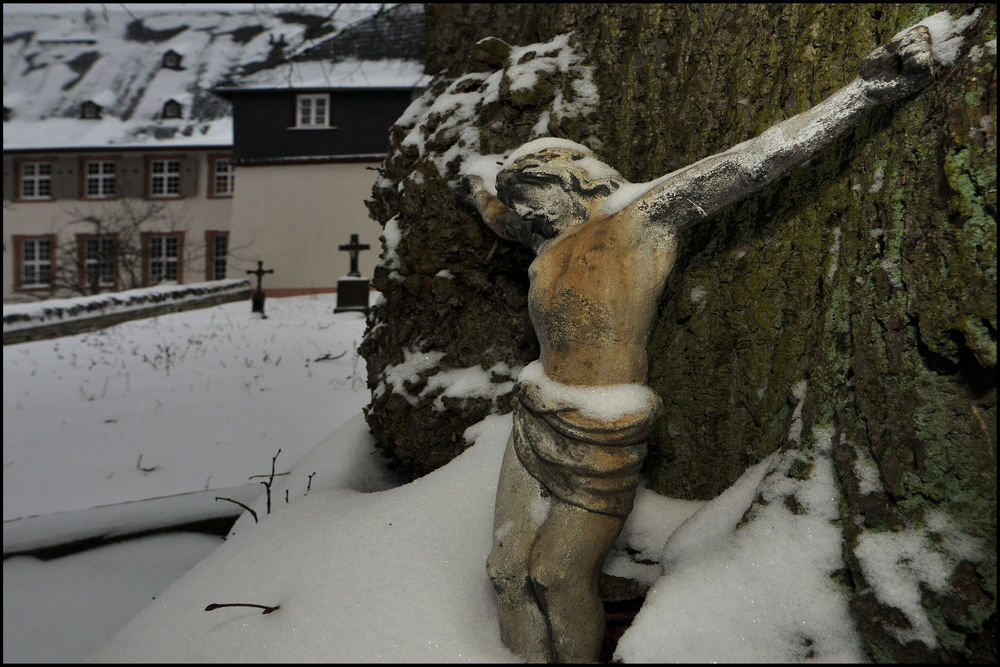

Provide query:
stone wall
left=3, top=281, right=251, bottom=345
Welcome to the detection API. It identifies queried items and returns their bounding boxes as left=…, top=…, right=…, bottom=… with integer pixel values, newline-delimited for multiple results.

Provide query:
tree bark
left=361, top=4, right=995, bottom=660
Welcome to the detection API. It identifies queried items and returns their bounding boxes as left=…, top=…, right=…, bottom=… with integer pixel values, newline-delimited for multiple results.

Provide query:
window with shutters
left=83, top=159, right=117, bottom=199
left=148, top=158, right=182, bottom=198
left=209, top=155, right=234, bottom=197
left=17, top=160, right=54, bottom=201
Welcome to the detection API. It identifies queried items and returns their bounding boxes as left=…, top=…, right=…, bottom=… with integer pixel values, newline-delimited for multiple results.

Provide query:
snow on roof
left=2, top=4, right=386, bottom=151
left=229, top=58, right=431, bottom=91
left=221, top=3, right=428, bottom=92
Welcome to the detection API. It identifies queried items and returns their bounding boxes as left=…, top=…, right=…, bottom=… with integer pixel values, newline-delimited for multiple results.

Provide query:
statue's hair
left=501, top=145, right=626, bottom=203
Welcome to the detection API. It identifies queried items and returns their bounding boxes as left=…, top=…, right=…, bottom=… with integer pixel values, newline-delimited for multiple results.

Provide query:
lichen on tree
left=361, top=4, right=995, bottom=661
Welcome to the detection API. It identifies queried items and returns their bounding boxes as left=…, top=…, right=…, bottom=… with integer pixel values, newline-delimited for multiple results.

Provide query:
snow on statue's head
left=495, top=138, right=626, bottom=238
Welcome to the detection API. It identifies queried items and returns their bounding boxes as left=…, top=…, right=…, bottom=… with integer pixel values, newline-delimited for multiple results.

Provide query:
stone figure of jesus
left=462, top=27, right=934, bottom=663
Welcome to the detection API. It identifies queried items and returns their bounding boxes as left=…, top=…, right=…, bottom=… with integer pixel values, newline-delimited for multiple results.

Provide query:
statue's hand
left=859, top=25, right=935, bottom=104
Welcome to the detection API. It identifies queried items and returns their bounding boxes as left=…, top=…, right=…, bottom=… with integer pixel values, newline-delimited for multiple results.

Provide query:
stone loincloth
left=511, top=380, right=664, bottom=517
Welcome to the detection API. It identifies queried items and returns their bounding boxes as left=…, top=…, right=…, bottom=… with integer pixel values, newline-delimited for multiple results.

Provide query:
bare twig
left=214, top=496, right=258, bottom=523
left=204, top=602, right=279, bottom=615
left=252, top=449, right=283, bottom=514
left=312, top=351, right=347, bottom=362
left=136, top=453, right=160, bottom=473
left=485, top=239, right=500, bottom=263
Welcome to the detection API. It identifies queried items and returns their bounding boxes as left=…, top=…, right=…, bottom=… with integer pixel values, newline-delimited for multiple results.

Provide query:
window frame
left=15, top=158, right=55, bottom=201
left=142, top=231, right=185, bottom=286
left=76, top=233, right=119, bottom=292
left=205, top=230, right=229, bottom=281
left=208, top=154, right=234, bottom=198
left=294, top=93, right=331, bottom=129
left=80, top=156, right=119, bottom=200
left=13, top=234, right=57, bottom=291
left=146, top=155, right=184, bottom=199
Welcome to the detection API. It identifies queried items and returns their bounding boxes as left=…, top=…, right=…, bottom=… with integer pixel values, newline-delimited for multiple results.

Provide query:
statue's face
left=496, top=148, right=618, bottom=239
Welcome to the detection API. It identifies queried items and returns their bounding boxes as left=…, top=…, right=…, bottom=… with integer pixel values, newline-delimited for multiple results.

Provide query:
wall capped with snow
left=2, top=280, right=250, bottom=344
left=362, top=4, right=995, bottom=662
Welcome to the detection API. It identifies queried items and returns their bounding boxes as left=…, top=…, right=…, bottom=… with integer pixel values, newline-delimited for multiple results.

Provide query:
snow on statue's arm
left=622, top=26, right=936, bottom=233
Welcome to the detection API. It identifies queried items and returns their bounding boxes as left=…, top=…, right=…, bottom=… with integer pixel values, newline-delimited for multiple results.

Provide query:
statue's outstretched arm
left=628, top=26, right=935, bottom=231
left=461, top=175, right=544, bottom=252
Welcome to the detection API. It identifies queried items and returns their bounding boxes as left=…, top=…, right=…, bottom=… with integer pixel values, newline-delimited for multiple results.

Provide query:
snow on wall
left=2, top=280, right=250, bottom=333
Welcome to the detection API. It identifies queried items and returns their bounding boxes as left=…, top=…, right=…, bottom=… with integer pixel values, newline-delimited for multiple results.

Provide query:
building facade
left=3, top=4, right=425, bottom=303
left=216, top=4, right=428, bottom=294
left=3, top=147, right=233, bottom=299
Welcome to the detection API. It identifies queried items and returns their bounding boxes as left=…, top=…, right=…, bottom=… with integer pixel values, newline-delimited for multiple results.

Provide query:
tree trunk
left=360, top=4, right=995, bottom=660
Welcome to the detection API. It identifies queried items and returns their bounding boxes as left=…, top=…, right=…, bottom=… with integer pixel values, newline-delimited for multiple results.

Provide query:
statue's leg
left=486, top=433, right=553, bottom=662
left=528, top=499, right=626, bottom=663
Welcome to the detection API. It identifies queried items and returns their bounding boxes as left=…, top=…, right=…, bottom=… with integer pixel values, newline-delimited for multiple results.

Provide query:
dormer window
left=81, top=101, right=102, bottom=119
left=162, top=99, right=182, bottom=119
left=162, top=50, right=182, bottom=70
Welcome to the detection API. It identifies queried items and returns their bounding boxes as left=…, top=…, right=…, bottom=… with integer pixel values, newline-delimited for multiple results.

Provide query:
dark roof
left=2, top=5, right=384, bottom=151
left=292, top=3, right=427, bottom=64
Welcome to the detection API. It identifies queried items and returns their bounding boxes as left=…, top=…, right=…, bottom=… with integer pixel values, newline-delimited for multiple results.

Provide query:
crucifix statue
left=246, top=260, right=274, bottom=316
left=460, top=27, right=935, bottom=663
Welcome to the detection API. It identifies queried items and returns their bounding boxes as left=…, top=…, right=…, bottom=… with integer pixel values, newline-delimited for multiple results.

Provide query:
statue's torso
left=528, top=212, right=678, bottom=387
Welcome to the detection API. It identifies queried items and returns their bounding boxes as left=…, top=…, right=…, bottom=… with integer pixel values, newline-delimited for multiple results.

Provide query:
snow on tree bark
left=361, top=4, right=995, bottom=661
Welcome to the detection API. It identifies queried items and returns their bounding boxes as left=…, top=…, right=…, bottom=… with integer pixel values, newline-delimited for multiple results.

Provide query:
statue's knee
left=486, top=544, right=524, bottom=595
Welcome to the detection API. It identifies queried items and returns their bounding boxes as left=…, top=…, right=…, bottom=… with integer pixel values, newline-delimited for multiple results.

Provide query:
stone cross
left=246, top=260, right=274, bottom=315
left=338, top=234, right=370, bottom=277
left=247, top=260, right=274, bottom=292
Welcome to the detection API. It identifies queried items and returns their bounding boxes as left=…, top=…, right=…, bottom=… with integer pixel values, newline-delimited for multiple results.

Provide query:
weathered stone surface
left=362, top=4, right=995, bottom=661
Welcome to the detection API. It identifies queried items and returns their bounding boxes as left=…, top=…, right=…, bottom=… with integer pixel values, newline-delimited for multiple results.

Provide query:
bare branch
left=204, top=602, right=279, bottom=614
left=214, top=496, right=258, bottom=523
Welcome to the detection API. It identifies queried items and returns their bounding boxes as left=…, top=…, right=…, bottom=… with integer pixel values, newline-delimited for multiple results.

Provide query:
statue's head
left=495, top=139, right=625, bottom=239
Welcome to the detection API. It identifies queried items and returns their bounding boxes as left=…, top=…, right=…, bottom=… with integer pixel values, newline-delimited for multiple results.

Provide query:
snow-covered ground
left=4, top=292, right=875, bottom=663
left=4, top=294, right=370, bottom=522
left=3, top=294, right=371, bottom=660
